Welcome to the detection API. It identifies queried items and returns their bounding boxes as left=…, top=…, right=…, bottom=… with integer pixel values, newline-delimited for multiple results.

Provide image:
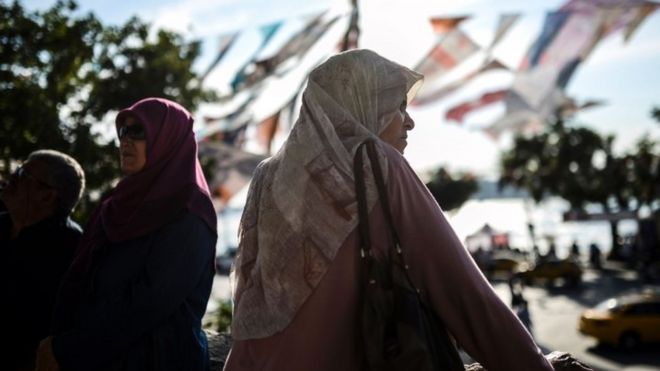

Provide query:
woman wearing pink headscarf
left=35, top=98, right=218, bottom=371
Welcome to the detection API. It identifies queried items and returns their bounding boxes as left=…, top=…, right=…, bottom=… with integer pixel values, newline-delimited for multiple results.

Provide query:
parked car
left=485, top=257, right=523, bottom=280
left=578, top=291, right=660, bottom=349
left=515, top=259, right=582, bottom=287
left=215, top=248, right=237, bottom=275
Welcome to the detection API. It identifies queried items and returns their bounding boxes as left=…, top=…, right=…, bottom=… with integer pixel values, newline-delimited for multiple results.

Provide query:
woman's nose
left=404, top=112, right=415, bottom=130
left=119, top=139, right=133, bottom=149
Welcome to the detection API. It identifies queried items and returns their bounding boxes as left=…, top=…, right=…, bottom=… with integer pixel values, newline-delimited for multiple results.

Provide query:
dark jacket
left=0, top=208, right=82, bottom=370
left=50, top=211, right=216, bottom=371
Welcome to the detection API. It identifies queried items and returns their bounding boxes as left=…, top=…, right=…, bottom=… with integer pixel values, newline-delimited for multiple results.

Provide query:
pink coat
left=224, top=144, right=553, bottom=371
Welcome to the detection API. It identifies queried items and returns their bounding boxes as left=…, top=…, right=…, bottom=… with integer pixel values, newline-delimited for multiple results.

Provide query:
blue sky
left=23, top=0, right=660, bottom=177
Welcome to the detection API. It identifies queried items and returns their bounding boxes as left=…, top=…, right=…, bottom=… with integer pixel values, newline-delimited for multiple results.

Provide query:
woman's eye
left=400, top=101, right=407, bottom=112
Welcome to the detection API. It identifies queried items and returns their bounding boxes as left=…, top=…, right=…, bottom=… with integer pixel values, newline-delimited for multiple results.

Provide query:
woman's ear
left=41, top=188, right=60, bottom=213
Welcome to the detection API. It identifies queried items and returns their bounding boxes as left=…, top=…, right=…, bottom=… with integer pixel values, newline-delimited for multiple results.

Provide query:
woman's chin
left=121, top=162, right=139, bottom=176
left=397, top=140, right=407, bottom=154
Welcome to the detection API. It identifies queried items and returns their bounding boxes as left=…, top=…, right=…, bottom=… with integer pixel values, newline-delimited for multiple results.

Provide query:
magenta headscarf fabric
left=101, top=97, right=217, bottom=241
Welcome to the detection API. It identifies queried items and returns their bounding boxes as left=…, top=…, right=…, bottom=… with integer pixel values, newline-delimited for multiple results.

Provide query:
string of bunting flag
left=195, top=0, right=658, bottom=206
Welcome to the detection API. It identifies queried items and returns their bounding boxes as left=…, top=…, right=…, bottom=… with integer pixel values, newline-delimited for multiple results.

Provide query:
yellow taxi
left=578, top=291, right=660, bottom=349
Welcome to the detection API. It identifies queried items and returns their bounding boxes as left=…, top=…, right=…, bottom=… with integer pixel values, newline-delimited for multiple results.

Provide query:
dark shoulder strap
left=353, top=139, right=401, bottom=256
left=353, top=140, right=370, bottom=257
left=364, top=140, right=402, bottom=252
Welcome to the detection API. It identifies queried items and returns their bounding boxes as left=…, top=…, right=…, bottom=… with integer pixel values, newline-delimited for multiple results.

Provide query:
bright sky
left=24, top=0, right=660, bottom=179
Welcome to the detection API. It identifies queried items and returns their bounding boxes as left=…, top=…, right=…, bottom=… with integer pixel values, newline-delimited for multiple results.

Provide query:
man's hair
left=27, top=149, right=85, bottom=217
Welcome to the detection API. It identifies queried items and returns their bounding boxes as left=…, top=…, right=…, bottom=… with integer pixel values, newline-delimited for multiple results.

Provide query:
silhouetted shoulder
left=166, top=211, right=215, bottom=237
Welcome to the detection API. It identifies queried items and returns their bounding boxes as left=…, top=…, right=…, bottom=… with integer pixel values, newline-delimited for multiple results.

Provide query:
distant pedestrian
left=509, top=278, right=533, bottom=335
left=515, top=298, right=533, bottom=335
left=589, top=243, right=602, bottom=270
left=532, top=244, right=541, bottom=262
left=545, top=242, right=557, bottom=261
left=569, top=241, right=580, bottom=262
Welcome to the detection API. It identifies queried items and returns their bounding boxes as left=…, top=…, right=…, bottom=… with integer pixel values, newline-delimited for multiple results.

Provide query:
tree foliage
left=1, top=0, right=215, bottom=222
left=426, top=168, right=478, bottom=211
left=499, top=116, right=659, bottom=256
left=1, top=0, right=102, bottom=171
left=652, top=106, right=660, bottom=123
left=500, top=118, right=658, bottom=212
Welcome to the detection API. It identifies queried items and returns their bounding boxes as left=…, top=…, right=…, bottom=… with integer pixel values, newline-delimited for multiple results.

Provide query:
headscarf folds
left=104, top=97, right=217, bottom=241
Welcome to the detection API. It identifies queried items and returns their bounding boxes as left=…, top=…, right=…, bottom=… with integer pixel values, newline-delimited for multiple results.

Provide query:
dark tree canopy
left=1, top=0, right=215, bottom=221
left=426, top=168, right=478, bottom=211
left=652, top=106, right=660, bottom=123
left=499, top=116, right=659, bottom=256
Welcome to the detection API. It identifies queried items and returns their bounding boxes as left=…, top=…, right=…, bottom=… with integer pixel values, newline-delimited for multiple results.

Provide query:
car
left=514, top=259, right=582, bottom=287
left=485, top=257, right=523, bottom=280
left=578, top=291, right=660, bottom=349
left=215, top=248, right=237, bottom=275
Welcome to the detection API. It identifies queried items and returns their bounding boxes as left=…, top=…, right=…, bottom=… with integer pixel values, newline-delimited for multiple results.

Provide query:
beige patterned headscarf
left=231, top=49, right=423, bottom=339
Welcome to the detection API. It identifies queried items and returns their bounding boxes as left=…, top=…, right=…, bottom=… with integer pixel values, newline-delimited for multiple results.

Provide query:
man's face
left=1, top=159, right=58, bottom=224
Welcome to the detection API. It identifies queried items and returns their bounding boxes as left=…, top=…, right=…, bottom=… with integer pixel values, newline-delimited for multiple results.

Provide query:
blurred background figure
left=545, top=241, right=558, bottom=262
left=589, top=242, right=602, bottom=270
left=0, top=149, right=85, bottom=371
left=509, top=278, right=533, bottom=336
left=569, top=240, right=580, bottom=262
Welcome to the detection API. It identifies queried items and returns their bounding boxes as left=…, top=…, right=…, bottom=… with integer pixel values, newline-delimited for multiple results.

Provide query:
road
left=207, top=264, right=660, bottom=371
left=490, top=266, right=660, bottom=371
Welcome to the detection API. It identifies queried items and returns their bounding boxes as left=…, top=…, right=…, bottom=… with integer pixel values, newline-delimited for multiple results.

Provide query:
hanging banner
left=511, top=11, right=601, bottom=113
left=483, top=110, right=546, bottom=139
left=255, top=111, right=280, bottom=155
left=520, top=11, right=571, bottom=70
left=557, top=98, right=606, bottom=117
left=623, top=3, right=658, bottom=43
left=429, top=15, right=470, bottom=34
left=230, top=20, right=284, bottom=92
left=445, top=90, right=508, bottom=123
left=487, top=13, right=521, bottom=52
left=200, top=32, right=239, bottom=82
left=231, top=13, right=341, bottom=94
left=198, top=142, right=266, bottom=206
left=414, top=29, right=480, bottom=81
left=197, top=92, right=256, bottom=140
left=412, top=59, right=508, bottom=106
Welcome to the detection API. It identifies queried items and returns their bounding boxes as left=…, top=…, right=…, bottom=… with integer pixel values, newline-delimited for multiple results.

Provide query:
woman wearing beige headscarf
left=223, top=49, right=555, bottom=371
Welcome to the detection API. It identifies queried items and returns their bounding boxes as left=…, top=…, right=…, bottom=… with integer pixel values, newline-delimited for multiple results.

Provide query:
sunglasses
left=118, top=125, right=146, bottom=141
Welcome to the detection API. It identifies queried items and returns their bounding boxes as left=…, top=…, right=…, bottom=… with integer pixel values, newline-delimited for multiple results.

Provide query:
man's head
left=2, top=150, right=85, bottom=227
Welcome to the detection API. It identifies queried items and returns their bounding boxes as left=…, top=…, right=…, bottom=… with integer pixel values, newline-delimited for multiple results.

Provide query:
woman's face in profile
left=117, top=115, right=147, bottom=175
left=379, top=98, right=415, bottom=154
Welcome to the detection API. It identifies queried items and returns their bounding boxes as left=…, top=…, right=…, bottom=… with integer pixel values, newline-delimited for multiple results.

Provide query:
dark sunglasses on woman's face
left=118, top=125, right=146, bottom=141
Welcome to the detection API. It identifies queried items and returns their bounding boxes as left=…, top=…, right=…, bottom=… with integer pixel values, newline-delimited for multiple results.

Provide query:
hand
left=462, top=351, right=593, bottom=371
left=34, top=337, right=60, bottom=371
left=545, top=351, right=594, bottom=371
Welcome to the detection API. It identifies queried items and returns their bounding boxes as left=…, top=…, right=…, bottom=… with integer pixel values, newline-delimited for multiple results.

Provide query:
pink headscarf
left=102, top=97, right=217, bottom=241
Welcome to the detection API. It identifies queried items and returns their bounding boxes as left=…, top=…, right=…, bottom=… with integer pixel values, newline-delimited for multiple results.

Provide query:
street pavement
left=490, top=265, right=660, bottom=371
left=207, top=262, right=660, bottom=371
